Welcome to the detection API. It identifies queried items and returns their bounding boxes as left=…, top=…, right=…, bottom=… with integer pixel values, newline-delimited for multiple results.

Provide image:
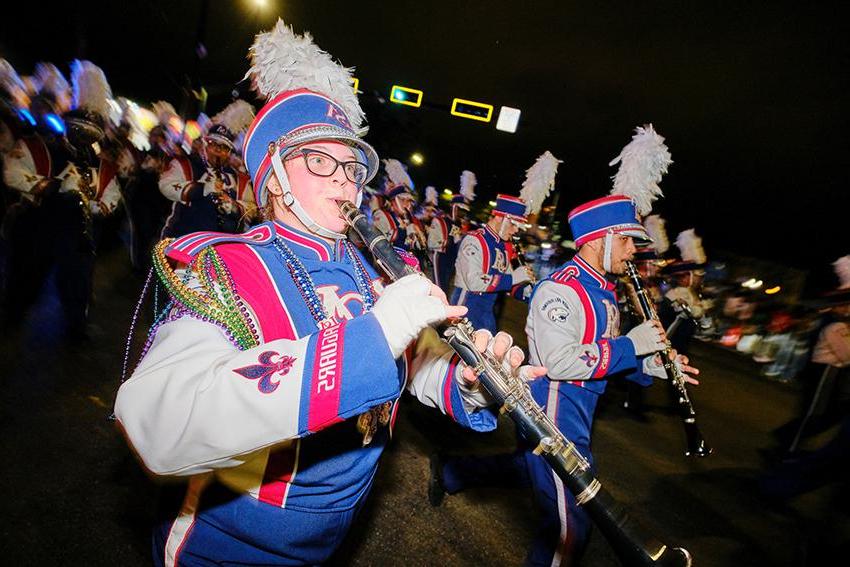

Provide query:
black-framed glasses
left=291, top=148, right=369, bottom=186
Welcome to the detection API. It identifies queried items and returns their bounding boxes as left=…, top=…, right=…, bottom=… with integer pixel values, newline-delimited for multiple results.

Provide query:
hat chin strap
left=602, top=230, right=614, bottom=273
left=269, top=146, right=362, bottom=241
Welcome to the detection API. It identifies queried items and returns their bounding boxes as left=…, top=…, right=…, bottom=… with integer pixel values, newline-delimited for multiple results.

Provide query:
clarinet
left=624, top=261, right=712, bottom=458
left=339, top=200, right=692, bottom=567
left=510, top=235, right=537, bottom=285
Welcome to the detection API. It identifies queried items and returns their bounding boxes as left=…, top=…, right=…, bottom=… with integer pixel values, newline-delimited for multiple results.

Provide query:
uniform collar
left=573, top=254, right=615, bottom=290
left=484, top=224, right=501, bottom=241
left=273, top=221, right=345, bottom=262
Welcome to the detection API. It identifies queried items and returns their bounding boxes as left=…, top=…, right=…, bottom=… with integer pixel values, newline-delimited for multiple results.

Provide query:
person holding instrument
left=159, top=99, right=255, bottom=238
left=451, top=193, right=533, bottom=332
left=114, top=20, right=542, bottom=566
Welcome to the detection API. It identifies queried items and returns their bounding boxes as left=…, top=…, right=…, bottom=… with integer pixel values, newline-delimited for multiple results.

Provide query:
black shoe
left=428, top=453, right=446, bottom=507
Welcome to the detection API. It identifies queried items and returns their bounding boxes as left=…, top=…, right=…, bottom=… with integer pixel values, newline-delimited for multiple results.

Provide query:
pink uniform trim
left=307, top=321, right=346, bottom=432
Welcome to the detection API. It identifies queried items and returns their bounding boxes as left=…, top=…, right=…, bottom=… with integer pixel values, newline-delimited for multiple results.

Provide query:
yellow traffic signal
left=390, top=85, right=423, bottom=107
left=450, top=98, right=493, bottom=122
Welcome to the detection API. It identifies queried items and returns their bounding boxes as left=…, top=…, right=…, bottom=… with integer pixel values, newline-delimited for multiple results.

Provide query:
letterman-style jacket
left=114, top=221, right=496, bottom=563
left=526, top=254, right=653, bottom=397
left=372, top=206, right=425, bottom=250
left=453, top=225, right=528, bottom=304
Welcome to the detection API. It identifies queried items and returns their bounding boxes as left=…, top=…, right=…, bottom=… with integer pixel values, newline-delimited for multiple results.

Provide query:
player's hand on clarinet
left=626, top=319, right=668, bottom=355
left=459, top=329, right=547, bottom=387
left=671, top=350, right=700, bottom=385
left=372, top=273, right=467, bottom=359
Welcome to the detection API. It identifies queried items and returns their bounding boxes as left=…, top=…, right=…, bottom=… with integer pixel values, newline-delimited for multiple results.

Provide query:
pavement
left=1, top=243, right=846, bottom=566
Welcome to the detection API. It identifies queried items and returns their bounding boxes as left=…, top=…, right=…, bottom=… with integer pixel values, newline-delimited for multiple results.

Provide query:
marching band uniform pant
left=431, top=250, right=456, bottom=294
left=441, top=383, right=597, bottom=565
left=152, top=481, right=366, bottom=566
left=3, top=194, right=94, bottom=332
left=450, top=287, right=497, bottom=333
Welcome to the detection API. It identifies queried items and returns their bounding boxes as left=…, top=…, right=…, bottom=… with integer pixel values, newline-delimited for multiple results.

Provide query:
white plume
left=0, top=59, right=26, bottom=98
left=460, top=170, right=477, bottom=203
left=834, top=256, right=850, bottom=289
left=70, top=60, right=112, bottom=119
left=644, top=215, right=670, bottom=254
left=520, top=151, right=562, bottom=215
left=34, top=62, right=70, bottom=99
left=424, top=186, right=438, bottom=206
left=152, top=100, right=177, bottom=125
left=246, top=19, right=365, bottom=131
left=211, top=99, right=255, bottom=135
left=383, top=158, right=414, bottom=189
left=609, top=124, right=673, bottom=216
left=675, top=229, right=706, bottom=264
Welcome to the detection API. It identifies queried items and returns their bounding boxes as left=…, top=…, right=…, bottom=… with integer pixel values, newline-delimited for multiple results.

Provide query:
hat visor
left=615, top=225, right=651, bottom=244
left=204, top=133, right=235, bottom=150
left=279, top=125, right=379, bottom=186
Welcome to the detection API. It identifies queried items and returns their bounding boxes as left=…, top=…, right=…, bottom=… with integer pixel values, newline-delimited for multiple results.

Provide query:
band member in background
left=372, top=158, right=422, bottom=247
left=114, top=20, right=541, bottom=566
left=428, top=192, right=468, bottom=293
left=450, top=194, right=532, bottom=332
left=159, top=100, right=254, bottom=238
left=428, top=171, right=474, bottom=293
left=659, top=228, right=711, bottom=355
left=2, top=60, right=120, bottom=336
left=434, top=195, right=699, bottom=565
left=0, top=59, right=31, bottom=227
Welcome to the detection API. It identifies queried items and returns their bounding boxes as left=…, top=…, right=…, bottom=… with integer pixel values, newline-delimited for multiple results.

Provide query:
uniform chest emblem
left=317, top=285, right=364, bottom=322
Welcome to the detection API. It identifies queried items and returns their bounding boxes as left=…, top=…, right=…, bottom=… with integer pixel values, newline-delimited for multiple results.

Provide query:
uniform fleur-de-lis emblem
left=233, top=351, right=297, bottom=394
left=579, top=350, right=599, bottom=368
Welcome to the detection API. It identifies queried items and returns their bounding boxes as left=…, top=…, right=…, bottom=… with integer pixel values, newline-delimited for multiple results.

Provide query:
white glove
left=511, top=266, right=531, bottom=286
left=371, top=274, right=447, bottom=359
left=626, top=320, right=667, bottom=356
left=642, top=354, right=667, bottom=379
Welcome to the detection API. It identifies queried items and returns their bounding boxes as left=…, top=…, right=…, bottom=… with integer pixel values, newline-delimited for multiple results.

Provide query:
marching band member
left=373, top=157, right=426, bottom=250
left=159, top=99, right=255, bottom=237
left=520, top=196, right=700, bottom=564
left=2, top=60, right=119, bottom=336
left=450, top=194, right=532, bottom=332
left=428, top=171, right=474, bottom=293
left=114, top=20, right=541, bottom=566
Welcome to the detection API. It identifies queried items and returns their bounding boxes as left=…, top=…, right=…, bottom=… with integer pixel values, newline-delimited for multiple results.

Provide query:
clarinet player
left=114, top=20, right=543, bottom=566
left=435, top=195, right=700, bottom=565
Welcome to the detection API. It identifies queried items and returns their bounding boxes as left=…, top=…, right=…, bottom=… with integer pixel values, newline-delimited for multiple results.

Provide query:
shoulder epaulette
left=164, top=222, right=277, bottom=264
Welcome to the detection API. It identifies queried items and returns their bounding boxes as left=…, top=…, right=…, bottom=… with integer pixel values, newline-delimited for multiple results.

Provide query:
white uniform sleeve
left=405, top=328, right=497, bottom=431
left=93, top=171, right=121, bottom=215
left=526, top=281, right=637, bottom=381
left=158, top=159, right=194, bottom=203
left=427, top=218, right=446, bottom=251
left=454, top=234, right=492, bottom=292
left=3, top=140, right=42, bottom=199
left=372, top=209, right=396, bottom=241
left=115, top=310, right=402, bottom=477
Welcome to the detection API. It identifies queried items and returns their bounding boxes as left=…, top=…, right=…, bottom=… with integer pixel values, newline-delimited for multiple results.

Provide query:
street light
left=410, top=152, right=424, bottom=166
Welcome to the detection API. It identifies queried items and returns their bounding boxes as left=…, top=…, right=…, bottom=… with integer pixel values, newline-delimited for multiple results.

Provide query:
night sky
left=2, top=1, right=848, bottom=291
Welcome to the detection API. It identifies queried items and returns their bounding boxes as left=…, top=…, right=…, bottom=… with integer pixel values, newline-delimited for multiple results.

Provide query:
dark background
left=2, top=0, right=848, bottom=290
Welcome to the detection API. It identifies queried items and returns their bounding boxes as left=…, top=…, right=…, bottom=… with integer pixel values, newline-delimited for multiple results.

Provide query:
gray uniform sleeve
left=526, top=281, right=637, bottom=381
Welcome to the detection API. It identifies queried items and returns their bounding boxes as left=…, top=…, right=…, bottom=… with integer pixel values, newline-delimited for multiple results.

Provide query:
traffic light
left=390, top=85, right=423, bottom=107
left=450, top=98, right=493, bottom=122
